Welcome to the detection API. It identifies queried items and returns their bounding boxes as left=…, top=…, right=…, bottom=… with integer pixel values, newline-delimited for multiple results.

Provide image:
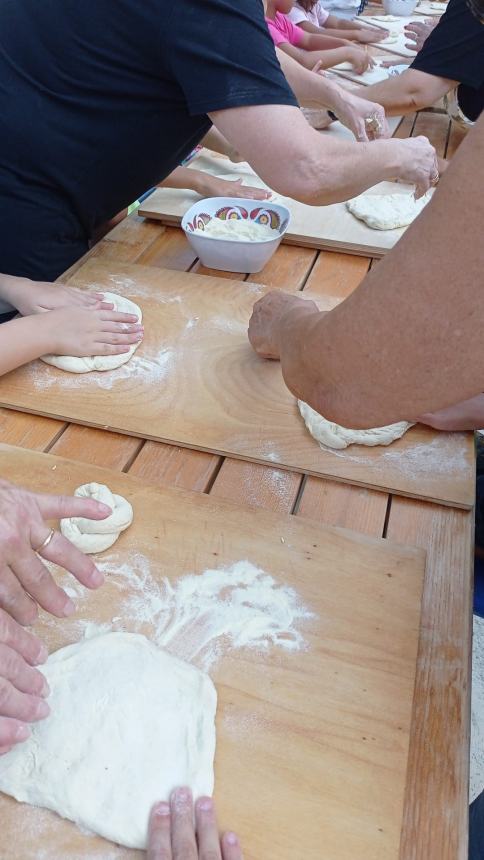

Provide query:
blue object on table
left=475, top=555, right=484, bottom=618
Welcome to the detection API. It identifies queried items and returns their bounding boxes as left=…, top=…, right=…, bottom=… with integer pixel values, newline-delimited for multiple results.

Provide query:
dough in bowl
left=346, top=190, right=432, bottom=230
left=60, top=482, right=133, bottom=553
left=298, top=401, right=414, bottom=449
left=0, top=633, right=217, bottom=849
left=41, top=291, right=142, bottom=373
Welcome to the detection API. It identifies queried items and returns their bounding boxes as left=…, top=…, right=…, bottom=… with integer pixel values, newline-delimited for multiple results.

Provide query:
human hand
left=404, top=19, right=437, bottom=51
left=0, top=609, right=50, bottom=755
left=43, top=306, right=143, bottom=359
left=395, top=135, right=439, bottom=198
left=198, top=175, right=272, bottom=202
left=331, top=90, right=389, bottom=141
left=2, top=277, right=114, bottom=317
left=418, top=394, right=484, bottom=431
left=0, top=479, right=112, bottom=624
left=147, top=788, right=242, bottom=860
left=347, top=47, right=375, bottom=74
left=354, top=27, right=389, bottom=43
left=248, top=291, right=319, bottom=360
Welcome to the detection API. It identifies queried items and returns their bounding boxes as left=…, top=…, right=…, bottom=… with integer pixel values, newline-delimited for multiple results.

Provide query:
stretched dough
left=299, top=401, right=414, bottom=449
left=0, top=633, right=217, bottom=849
left=41, top=292, right=142, bottom=373
left=346, top=191, right=431, bottom=230
left=60, top=482, right=133, bottom=553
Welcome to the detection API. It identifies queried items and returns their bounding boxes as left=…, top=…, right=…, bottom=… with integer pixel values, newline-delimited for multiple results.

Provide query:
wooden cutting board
left=0, top=259, right=474, bottom=508
left=331, top=58, right=392, bottom=86
left=0, top=444, right=425, bottom=860
left=138, top=137, right=417, bottom=260
left=365, top=21, right=417, bottom=58
left=413, top=0, right=446, bottom=14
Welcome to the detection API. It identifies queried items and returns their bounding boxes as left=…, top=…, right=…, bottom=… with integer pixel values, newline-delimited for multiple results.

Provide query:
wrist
left=277, top=302, right=319, bottom=359
left=0, top=274, right=31, bottom=306
left=376, top=139, right=406, bottom=181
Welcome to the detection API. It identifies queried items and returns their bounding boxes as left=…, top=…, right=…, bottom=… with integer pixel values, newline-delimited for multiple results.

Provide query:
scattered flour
left=26, top=348, right=175, bottom=392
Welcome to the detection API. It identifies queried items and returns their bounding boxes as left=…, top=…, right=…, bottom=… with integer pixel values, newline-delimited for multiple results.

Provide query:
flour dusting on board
left=325, top=434, right=468, bottom=475
left=26, top=347, right=175, bottom=392
left=95, top=553, right=314, bottom=670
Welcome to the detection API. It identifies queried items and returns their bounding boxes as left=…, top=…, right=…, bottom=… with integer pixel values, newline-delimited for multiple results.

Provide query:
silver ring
left=430, top=172, right=439, bottom=186
left=365, top=114, right=383, bottom=133
left=34, top=527, right=55, bottom=554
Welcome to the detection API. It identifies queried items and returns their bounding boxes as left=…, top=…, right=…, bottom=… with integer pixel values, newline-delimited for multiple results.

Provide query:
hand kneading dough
left=41, top=292, right=142, bottom=373
left=60, top=482, right=133, bottom=553
left=346, top=191, right=431, bottom=230
left=299, top=401, right=414, bottom=449
left=0, top=633, right=217, bottom=849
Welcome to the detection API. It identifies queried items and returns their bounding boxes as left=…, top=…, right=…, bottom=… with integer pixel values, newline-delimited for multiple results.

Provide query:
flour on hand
left=346, top=190, right=432, bottom=230
left=60, top=482, right=133, bottom=553
left=299, top=401, right=414, bottom=449
left=0, top=633, right=217, bottom=849
left=41, top=291, right=142, bottom=373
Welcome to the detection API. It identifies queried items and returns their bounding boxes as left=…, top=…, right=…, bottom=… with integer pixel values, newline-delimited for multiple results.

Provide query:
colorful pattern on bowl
left=186, top=205, right=287, bottom=235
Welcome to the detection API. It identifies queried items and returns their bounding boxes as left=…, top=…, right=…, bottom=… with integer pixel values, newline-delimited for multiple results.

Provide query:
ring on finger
left=33, top=528, right=55, bottom=554
left=430, top=171, right=439, bottom=186
left=365, top=114, right=383, bottom=134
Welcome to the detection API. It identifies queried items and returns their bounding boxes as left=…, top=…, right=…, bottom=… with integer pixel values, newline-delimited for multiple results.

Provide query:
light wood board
left=413, top=0, right=446, bottom=14
left=0, top=444, right=425, bottom=860
left=138, top=138, right=428, bottom=261
left=331, top=58, right=392, bottom=86
left=368, top=30, right=417, bottom=58
left=0, top=259, right=474, bottom=508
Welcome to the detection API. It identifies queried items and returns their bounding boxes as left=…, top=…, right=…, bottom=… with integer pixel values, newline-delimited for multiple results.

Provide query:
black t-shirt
left=0, top=0, right=296, bottom=236
left=410, top=0, right=484, bottom=121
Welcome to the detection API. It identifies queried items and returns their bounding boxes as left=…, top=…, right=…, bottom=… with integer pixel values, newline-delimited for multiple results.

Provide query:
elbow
left=407, top=88, right=432, bottom=112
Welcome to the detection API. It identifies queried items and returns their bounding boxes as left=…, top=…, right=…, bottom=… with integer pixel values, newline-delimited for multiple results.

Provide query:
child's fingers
left=99, top=310, right=141, bottom=324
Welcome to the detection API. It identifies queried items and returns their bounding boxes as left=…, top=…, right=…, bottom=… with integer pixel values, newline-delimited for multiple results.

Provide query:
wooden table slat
left=297, top=477, right=389, bottom=538
left=128, top=440, right=221, bottom=493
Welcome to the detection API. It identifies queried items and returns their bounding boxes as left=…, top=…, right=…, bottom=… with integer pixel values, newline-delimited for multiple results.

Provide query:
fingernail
left=62, top=598, right=75, bottom=617
left=89, top=568, right=104, bottom=587
left=172, top=787, right=191, bottom=805
left=40, top=678, right=50, bottom=698
left=96, top=502, right=112, bottom=514
left=197, top=797, right=213, bottom=813
left=35, top=699, right=50, bottom=719
left=35, top=643, right=48, bottom=664
left=15, top=725, right=31, bottom=741
left=225, top=833, right=238, bottom=846
left=153, top=802, right=170, bottom=817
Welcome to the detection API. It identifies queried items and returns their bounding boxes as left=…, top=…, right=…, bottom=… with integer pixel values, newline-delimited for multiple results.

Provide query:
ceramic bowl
left=181, top=197, right=291, bottom=274
left=382, top=0, right=418, bottom=14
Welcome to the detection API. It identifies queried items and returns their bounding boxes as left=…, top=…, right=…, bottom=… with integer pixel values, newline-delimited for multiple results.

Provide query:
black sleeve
left=410, top=0, right=484, bottom=89
left=165, top=0, right=298, bottom=116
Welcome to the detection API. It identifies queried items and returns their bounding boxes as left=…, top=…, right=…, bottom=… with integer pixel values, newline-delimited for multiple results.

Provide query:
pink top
left=265, top=11, right=305, bottom=47
left=288, top=2, right=330, bottom=28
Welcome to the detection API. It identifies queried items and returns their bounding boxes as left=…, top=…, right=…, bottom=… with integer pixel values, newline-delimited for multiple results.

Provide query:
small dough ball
left=60, top=483, right=133, bottom=553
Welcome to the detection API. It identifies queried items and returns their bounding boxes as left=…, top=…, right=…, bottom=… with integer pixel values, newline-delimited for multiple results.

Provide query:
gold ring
left=34, top=527, right=55, bottom=554
left=430, top=172, right=439, bottom=186
left=365, top=115, right=382, bottom=133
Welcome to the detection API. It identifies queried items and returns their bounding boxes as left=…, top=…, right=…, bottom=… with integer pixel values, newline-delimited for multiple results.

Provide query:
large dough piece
left=0, top=633, right=217, bottom=849
left=299, top=401, right=414, bottom=449
left=60, top=482, right=133, bottom=553
left=41, top=292, right=142, bottom=373
left=346, top=191, right=431, bottom=230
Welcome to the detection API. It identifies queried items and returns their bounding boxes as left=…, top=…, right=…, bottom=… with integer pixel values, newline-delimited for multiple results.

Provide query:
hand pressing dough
left=41, top=292, right=142, bottom=373
left=299, top=401, right=414, bottom=449
left=60, top=482, right=133, bottom=553
left=346, top=190, right=431, bottom=230
left=214, top=173, right=283, bottom=204
left=379, top=31, right=399, bottom=43
left=0, top=632, right=217, bottom=849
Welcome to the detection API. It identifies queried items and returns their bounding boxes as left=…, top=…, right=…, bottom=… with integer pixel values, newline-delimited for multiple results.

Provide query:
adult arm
left=210, top=103, right=437, bottom=203
left=359, top=68, right=456, bottom=115
left=247, top=114, right=484, bottom=429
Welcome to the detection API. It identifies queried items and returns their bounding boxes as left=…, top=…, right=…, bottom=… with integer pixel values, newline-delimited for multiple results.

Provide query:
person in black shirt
left=0, top=0, right=437, bottom=282
left=356, top=0, right=484, bottom=122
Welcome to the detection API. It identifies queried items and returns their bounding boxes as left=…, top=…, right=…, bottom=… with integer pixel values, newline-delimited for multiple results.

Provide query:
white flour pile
left=93, top=554, right=314, bottom=671
left=194, top=219, right=275, bottom=242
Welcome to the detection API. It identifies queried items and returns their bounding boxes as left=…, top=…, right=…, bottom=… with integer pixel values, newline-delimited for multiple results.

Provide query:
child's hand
left=197, top=175, right=272, bottom=201
left=354, top=28, right=389, bottom=44
left=42, top=307, right=143, bottom=358
left=5, top=279, right=112, bottom=317
left=347, top=47, right=375, bottom=74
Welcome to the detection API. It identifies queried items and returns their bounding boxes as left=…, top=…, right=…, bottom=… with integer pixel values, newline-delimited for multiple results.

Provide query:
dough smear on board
left=60, top=482, right=133, bottom=553
left=298, top=401, right=414, bottom=449
left=0, top=632, right=217, bottom=849
left=41, top=291, right=142, bottom=373
left=346, top=190, right=432, bottom=230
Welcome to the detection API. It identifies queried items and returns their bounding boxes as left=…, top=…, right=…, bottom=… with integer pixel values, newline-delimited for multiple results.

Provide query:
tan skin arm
left=296, top=17, right=388, bottom=44
left=358, top=68, right=457, bottom=116
left=277, top=40, right=363, bottom=71
left=247, top=113, right=484, bottom=429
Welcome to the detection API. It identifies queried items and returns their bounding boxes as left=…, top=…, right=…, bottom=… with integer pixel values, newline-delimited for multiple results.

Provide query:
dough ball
left=60, top=482, right=133, bottom=553
left=299, top=401, right=414, bottom=449
left=41, top=291, right=142, bottom=373
left=346, top=191, right=432, bottom=230
left=0, top=633, right=217, bottom=849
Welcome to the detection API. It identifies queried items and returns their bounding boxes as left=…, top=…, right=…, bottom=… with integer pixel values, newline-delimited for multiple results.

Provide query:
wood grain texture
left=0, top=444, right=426, bottom=860
left=49, top=425, right=143, bottom=472
left=0, top=259, right=474, bottom=508
left=297, top=477, right=388, bottom=537
left=129, top=441, right=220, bottom=492
left=386, top=498, right=473, bottom=860
left=0, top=409, right=65, bottom=451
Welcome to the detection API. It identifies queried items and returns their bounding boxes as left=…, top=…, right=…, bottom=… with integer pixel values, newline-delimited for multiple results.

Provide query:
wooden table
left=0, top=111, right=471, bottom=860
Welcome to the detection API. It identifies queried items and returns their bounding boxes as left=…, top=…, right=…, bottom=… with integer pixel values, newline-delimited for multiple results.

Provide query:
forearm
left=304, top=32, right=349, bottom=49
left=200, top=127, right=238, bottom=159
left=0, top=273, right=30, bottom=308
left=0, top=316, right=53, bottom=376
left=276, top=49, right=346, bottom=108
left=361, top=70, right=455, bottom=116
left=276, top=115, right=484, bottom=428
left=158, top=166, right=203, bottom=192
left=290, top=46, right=355, bottom=71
